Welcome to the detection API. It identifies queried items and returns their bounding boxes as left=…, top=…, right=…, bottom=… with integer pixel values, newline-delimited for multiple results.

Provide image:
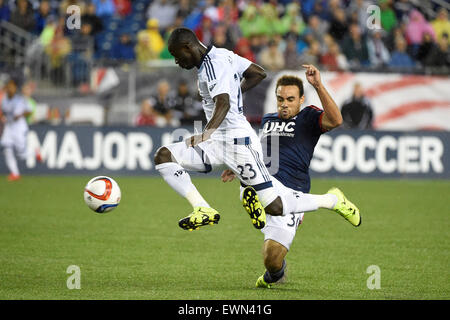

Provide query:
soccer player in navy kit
left=222, top=65, right=361, bottom=288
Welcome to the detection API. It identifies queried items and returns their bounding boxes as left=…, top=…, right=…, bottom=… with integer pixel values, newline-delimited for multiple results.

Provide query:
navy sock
left=263, top=260, right=286, bottom=283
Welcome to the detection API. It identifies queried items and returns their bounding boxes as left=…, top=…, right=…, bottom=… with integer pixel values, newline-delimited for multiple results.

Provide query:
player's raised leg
left=327, top=187, right=361, bottom=226
left=154, top=143, right=220, bottom=231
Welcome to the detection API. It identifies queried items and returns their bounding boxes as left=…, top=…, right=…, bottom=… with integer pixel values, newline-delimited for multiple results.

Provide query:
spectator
left=341, top=23, right=369, bottom=67
left=149, top=79, right=178, bottom=127
left=217, top=0, right=239, bottom=24
left=424, top=35, right=450, bottom=68
left=367, top=29, right=390, bottom=68
left=320, top=41, right=349, bottom=71
left=172, top=79, right=205, bottom=126
left=284, top=37, right=301, bottom=70
left=305, top=15, right=328, bottom=47
left=234, top=37, right=256, bottom=63
left=279, top=1, right=306, bottom=37
left=21, top=81, right=37, bottom=124
left=112, top=33, right=135, bottom=61
left=34, top=0, right=52, bottom=34
left=10, top=0, right=36, bottom=32
left=379, top=0, right=397, bottom=33
left=298, top=39, right=320, bottom=65
left=258, top=39, right=285, bottom=71
left=239, top=3, right=269, bottom=38
left=70, top=22, right=94, bottom=86
left=393, top=0, right=413, bottom=24
left=45, top=22, right=72, bottom=85
left=135, top=18, right=164, bottom=64
left=146, top=0, right=178, bottom=34
left=0, top=0, right=11, bottom=21
left=431, top=8, right=450, bottom=42
left=113, top=0, right=131, bottom=17
left=405, top=9, right=436, bottom=57
left=416, top=32, right=436, bottom=66
left=260, top=0, right=282, bottom=36
left=176, top=0, right=191, bottom=20
left=136, top=99, right=156, bottom=126
left=82, top=2, right=103, bottom=36
left=328, top=8, right=348, bottom=43
left=212, top=23, right=234, bottom=50
left=194, top=16, right=214, bottom=47
left=60, top=0, right=86, bottom=17
left=349, top=0, right=370, bottom=33
left=203, top=0, right=219, bottom=23
left=388, top=36, right=416, bottom=69
left=341, top=82, right=374, bottom=129
left=92, top=0, right=115, bottom=18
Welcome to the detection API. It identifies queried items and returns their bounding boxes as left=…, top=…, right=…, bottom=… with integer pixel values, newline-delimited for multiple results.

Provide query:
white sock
left=4, top=147, right=20, bottom=176
left=155, top=162, right=210, bottom=209
left=281, top=191, right=337, bottom=215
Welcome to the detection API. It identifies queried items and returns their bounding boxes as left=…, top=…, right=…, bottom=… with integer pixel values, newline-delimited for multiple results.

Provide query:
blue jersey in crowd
left=260, top=105, right=325, bottom=193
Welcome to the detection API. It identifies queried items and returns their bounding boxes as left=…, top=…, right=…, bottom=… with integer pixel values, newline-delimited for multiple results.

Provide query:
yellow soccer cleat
left=327, top=187, right=361, bottom=227
left=178, top=207, right=220, bottom=231
left=255, top=275, right=272, bottom=289
left=242, top=186, right=266, bottom=229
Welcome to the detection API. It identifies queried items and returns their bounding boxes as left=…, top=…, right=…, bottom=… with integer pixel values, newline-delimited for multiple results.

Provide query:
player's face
left=168, top=43, right=196, bottom=70
left=276, top=85, right=304, bottom=120
left=5, top=80, right=17, bottom=97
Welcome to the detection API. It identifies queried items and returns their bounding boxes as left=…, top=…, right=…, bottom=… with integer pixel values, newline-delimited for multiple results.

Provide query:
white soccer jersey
left=197, top=46, right=254, bottom=139
left=1, top=94, right=30, bottom=131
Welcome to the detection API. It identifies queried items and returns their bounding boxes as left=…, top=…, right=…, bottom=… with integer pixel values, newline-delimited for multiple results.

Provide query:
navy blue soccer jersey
left=260, top=105, right=325, bottom=193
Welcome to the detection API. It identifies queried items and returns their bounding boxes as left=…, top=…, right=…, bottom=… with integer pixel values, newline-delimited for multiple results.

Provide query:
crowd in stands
left=0, top=0, right=449, bottom=72
left=0, top=0, right=449, bottom=126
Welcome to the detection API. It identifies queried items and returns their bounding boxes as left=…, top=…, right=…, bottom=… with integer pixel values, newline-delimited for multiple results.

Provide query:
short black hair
left=275, top=75, right=304, bottom=97
left=168, top=27, right=198, bottom=47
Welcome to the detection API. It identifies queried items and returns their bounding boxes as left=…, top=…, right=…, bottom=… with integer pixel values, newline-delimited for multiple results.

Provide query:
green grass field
left=0, top=176, right=448, bottom=300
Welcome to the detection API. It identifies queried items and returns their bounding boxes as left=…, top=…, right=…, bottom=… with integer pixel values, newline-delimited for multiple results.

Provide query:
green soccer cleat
left=178, top=207, right=220, bottom=231
left=242, top=186, right=266, bottom=229
left=327, top=187, right=361, bottom=227
left=255, top=275, right=272, bottom=289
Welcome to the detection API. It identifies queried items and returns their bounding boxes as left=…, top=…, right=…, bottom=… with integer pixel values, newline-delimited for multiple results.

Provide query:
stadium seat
left=65, top=103, right=105, bottom=126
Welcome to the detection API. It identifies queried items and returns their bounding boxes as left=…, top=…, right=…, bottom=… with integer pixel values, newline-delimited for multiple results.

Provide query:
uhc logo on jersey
left=262, top=120, right=296, bottom=137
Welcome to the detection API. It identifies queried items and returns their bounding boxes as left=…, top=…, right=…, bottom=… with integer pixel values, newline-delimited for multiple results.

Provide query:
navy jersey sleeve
left=302, top=105, right=326, bottom=134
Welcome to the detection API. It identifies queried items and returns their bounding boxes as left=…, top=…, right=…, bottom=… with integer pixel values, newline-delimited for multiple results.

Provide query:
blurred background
left=0, top=0, right=449, bottom=177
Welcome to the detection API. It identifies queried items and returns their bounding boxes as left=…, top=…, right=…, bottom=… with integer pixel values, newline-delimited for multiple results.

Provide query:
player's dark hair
left=275, top=75, right=304, bottom=97
left=168, top=27, right=198, bottom=47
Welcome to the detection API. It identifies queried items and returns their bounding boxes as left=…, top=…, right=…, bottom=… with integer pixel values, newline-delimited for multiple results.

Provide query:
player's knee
left=154, top=146, right=173, bottom=165
left=265, top=197, right=283, bottom=216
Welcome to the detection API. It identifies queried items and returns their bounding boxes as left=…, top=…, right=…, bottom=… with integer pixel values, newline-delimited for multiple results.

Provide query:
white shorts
left=165, top=134, right=278, bottom=206
left=240, top=177, right=305, bottom=251
left=0, top=125, right=28, bottom=158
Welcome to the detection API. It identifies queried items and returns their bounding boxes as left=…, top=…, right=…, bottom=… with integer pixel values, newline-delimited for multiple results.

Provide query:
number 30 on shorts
left=237, top=163, right=257, bottom=180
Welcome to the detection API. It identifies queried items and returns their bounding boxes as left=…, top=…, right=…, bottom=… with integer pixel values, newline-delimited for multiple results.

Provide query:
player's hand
left=186, top=134, right=204, bottom=147
left=221, top=169, right=236, bottom=182
left=302, top=64, right=322, bottom=89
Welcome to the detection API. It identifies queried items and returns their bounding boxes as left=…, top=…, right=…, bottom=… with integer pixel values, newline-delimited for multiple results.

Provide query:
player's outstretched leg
left=178, top=207, right=221, bottom=231
left=327, top=187, right=361, bottom=227
left=242, top=186, right=266, bottom=229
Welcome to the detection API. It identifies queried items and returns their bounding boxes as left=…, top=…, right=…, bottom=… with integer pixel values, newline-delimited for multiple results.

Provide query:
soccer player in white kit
left=0, top=77, right=32, bottom=181
left=154, top=28, right=345, bottom=231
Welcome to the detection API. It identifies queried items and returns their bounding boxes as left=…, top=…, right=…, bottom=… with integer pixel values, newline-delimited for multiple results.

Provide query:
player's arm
left=188, top=93, right=230, bottom=146
left=240, top=63, right=266, bottom=93
left=302, top=64, right=343, bottom=131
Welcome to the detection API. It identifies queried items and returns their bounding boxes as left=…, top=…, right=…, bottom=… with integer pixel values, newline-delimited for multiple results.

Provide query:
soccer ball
left=83, top=176, right=121, bottom=213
